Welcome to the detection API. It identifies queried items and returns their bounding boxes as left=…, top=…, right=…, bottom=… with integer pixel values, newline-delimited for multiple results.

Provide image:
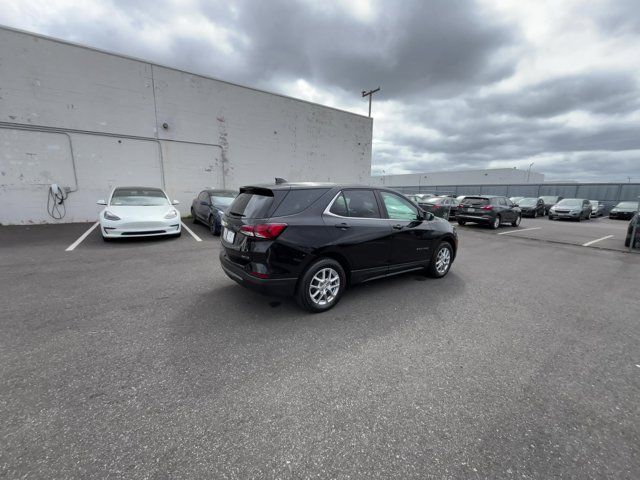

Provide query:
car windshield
left=518, top=198, right=537, bottom=206
left=616, top=202, right=639, bottom=209
left=540, top=196, right=558, bottom=203
left=424, top=197, right=444, bottom=204
left=110, top=188, right=169, bottom=206
left=556, top=199, right=582, bottom=207
left=211, top=195, right=235, bottom=207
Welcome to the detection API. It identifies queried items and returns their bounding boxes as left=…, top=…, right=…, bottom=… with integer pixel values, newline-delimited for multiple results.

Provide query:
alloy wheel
left=435, top=246, right=451, bottom=275
left=308, top=268, right=340, bottom=306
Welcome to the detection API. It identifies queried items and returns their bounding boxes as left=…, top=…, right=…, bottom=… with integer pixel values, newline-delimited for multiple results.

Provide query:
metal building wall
left=0, top=27, right=372, bottom=224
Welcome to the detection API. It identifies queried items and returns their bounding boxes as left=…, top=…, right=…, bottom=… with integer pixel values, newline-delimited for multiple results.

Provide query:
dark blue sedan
left=191, top=189, right=238, bottom=235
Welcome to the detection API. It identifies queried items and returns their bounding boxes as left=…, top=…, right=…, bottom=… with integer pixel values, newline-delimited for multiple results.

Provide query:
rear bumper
left=457, top=214, right=493, bottom=223
left=219, top=251, right=297, bottom=296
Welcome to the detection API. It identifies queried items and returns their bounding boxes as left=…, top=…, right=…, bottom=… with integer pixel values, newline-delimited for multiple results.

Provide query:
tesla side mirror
left=97, top=199, right=107, bottom=205
left=172, top=200, right=180, bottom=205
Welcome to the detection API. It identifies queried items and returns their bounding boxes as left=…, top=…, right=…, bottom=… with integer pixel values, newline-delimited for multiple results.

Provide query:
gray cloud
left=471, top=71, right=640, bottom=118
left=227, top=0, right=519, bottom=98
left=1, top=0, right=639, bottom=181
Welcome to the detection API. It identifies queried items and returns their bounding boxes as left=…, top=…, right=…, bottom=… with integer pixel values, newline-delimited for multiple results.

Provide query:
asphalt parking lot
left=455, top=215, right=636, bottom=253
left=1, top=220, right=639, bottom=479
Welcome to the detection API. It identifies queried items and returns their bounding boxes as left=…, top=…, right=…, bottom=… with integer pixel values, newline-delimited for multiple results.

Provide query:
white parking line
left=65, top=222, right=100, bottom=251
left=497, top=227, right=542, bottom=235
left=582, top=235, right=613, bottom=247
left=181, top=222, right=202, bottom=242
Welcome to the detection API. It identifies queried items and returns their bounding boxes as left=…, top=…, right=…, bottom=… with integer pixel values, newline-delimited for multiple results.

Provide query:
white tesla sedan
left=97, top=186, right=181, bottom=240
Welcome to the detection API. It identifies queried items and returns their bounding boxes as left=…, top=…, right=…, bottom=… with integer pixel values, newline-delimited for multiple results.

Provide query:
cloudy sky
left=2, top=0, right=639, bottom=181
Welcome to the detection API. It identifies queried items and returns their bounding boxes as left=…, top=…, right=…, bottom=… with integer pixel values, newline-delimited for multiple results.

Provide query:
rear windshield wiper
left=228, top=211, right=246, bottom=217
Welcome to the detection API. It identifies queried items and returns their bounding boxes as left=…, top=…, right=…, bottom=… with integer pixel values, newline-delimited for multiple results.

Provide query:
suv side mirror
left=97, top=199, right=107, bottom=205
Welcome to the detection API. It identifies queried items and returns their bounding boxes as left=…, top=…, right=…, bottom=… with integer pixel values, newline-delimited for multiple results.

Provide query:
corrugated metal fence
left=391, top=183, right=640, bottom=212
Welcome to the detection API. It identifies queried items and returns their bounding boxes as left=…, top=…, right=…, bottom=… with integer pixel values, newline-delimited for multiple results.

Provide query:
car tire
left=512, top=215, right=521, bottom=227
left=490, top=215, right=500, bottom=229
left=102, top=235, right=112, bottom=242
left=208, top=216, right=220, bottom=236
left=191, top=208, right=198, bottom=224
left=533, top=210, right=537, bottom=218
left=426, top=241, right=453, bottom=278
left=296, top=258, right=346, bottom=313
left=457, top=219, right=466, bottom=226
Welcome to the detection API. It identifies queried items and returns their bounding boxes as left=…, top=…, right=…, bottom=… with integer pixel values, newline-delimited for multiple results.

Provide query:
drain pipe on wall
left=0, top=120, right=226, bottom=193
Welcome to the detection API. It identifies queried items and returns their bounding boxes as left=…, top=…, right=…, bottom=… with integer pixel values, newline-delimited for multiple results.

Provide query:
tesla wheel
left=490, top=216, right=501, bottom=229
left=457, top=219, right=466, bottom=226
left=296, top=258, right=346, bottom=313
left=191, top=208, right=198, bottom=224
left=512, top=215, right=521, bottom=227
left=426, top=242, right=453, bottom=278
left=102, top=235, right=112, bottom=242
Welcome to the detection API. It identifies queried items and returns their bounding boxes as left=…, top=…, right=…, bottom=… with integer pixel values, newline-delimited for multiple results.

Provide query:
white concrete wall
left=0, top=27, right=372, bottom=224
left=370, top=168, right=545, bottom=187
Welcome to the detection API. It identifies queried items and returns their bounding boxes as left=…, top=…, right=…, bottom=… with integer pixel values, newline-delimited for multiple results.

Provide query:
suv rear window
left=228, top=190, right=274, bottom=218
left=273, top=188, right=330, bottom=216
left=461, top=197, right=489, bottom=206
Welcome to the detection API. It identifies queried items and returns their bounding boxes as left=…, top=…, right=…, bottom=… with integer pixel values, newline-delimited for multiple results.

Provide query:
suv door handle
left=392, top=224, right=404, bottom=230
left=335, top=222, right=350, bottom=230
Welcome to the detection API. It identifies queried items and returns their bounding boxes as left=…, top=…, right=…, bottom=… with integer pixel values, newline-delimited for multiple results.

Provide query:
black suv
left=457, top=196, right=521, bottom=229
left=219, top=183, right=458, bottom=312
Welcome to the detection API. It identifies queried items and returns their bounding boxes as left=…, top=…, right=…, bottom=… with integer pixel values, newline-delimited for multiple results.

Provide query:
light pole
left=362, top=87, right=381, bottom=117
left=527, top=162, right=534, bottom=183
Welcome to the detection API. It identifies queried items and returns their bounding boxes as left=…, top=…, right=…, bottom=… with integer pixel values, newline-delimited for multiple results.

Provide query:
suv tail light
left=240, top=223, right=287, bottom=239
left=481, top=205, right=494, bottom=211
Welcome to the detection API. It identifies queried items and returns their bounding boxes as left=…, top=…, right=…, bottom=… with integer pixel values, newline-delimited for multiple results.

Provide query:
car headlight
left=104, top=210, right=121, bottom=221
left=164, top=209, right=178, bottom=219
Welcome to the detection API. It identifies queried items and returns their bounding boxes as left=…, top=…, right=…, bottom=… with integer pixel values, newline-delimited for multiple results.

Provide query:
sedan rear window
left=228, top=191, right=274, bottom=218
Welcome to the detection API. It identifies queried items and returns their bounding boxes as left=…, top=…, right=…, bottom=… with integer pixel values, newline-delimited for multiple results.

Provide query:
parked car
left=97, top=186, right=181, bottom=241
left=420, top=195, right=459, bottom=219
left=191, top=189, right=238, bottom=235
left=548, top=198, right=592, bottom=221
left=517, top=197, right=546, bottom=217
left=456, top=195, right=521, bottom=229
left=540, top=196, right=564, bottom=214
left=625, top=213, right=639, bottom=248
left=589, top=200, right=604, bottom=217
left=609, top=201, right=639, bottom=220
left=219, top=183, right=458, bottom=312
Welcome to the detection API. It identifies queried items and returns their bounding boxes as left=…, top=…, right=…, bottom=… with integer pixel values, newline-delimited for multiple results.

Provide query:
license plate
left=223, top=228, right=235, bottom=244
left=468, top=208, right=475, bottom=212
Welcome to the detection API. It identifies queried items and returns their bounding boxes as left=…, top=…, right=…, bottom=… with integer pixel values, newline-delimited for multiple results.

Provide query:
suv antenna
left=275, top=177, right=287, bottom=184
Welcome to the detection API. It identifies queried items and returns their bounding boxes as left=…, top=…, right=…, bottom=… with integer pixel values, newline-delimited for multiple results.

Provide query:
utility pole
left=362, top=87, right=380, bottom=117
left=527, top=162, right=534, bottom=183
